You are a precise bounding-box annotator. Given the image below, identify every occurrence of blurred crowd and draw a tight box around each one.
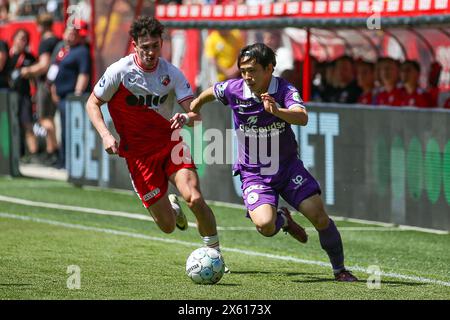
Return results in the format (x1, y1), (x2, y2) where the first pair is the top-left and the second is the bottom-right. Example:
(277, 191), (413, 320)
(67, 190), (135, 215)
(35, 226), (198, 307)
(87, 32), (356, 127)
(0, 0), (63, 22)
(0, 12), (91, 168)
(1, 1), (449, 171)
(311, 56), (442, 108)
(202, 28), (446, 109)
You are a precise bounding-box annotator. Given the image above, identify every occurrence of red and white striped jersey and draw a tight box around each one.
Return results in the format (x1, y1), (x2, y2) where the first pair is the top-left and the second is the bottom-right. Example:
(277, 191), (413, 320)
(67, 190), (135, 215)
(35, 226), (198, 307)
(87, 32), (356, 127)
(93, 54), (194, 158)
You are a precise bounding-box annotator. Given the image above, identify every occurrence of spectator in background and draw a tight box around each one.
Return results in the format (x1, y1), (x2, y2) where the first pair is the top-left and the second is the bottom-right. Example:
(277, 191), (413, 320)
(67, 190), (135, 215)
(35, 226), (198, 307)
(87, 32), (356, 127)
(51, 23), (91, 169)
(427, 61), (441, 107)
(375, 57), (404, 106)
(204, 29), (244, 83)
(443, 97), (450, 109)
(316, 60), (337, 102)
(21, 13), (60, 166)
(8, 0), (19, 20)
(311, 60), (327, 101)
(356, 60), (376, 105)
(8, 29), (38, 162)
(262, 30), (293, 78)
(0, 0), (9, 22)
(312, 60), (336, 102)
(331, 55), (361, 104)
(0, 39), (9, 89)
(399, 60), (433, 108)
(262, 29), (304, 91)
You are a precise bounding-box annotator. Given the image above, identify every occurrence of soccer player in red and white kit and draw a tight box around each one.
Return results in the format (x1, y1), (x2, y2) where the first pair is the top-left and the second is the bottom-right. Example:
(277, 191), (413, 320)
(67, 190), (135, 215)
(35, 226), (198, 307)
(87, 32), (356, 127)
(85, 17), (225, 260)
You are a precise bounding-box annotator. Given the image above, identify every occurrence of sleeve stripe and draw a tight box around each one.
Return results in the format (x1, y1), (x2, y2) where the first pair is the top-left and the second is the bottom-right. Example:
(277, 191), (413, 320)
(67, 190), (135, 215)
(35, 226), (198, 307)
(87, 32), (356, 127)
(94, 93), (108, 103)
(287, 103), (305, 110)
(212, 85), (228, 105)
(212, 87), (219, 100)
(177, 95), (194, 104)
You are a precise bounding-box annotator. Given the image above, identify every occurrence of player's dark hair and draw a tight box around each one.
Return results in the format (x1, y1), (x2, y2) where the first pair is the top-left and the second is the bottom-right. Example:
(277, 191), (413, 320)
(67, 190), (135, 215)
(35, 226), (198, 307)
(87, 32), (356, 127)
(377, 56), (400, 68)
(402, 60), (421, 73)
(357, 60), (375, 70)
(238, 43), (277, 70)
(129, 16), (164, 43)
(335, 55), (354, 65)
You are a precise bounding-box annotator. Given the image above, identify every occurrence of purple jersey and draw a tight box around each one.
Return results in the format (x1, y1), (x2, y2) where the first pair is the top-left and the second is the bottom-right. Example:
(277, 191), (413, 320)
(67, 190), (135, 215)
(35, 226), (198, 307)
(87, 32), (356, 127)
(213, 77), (305, 174)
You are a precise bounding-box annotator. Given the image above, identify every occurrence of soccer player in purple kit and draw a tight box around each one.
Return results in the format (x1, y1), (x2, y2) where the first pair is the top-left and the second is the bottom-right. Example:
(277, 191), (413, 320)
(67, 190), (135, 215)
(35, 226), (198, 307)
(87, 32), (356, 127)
(190, 43), (358, 282)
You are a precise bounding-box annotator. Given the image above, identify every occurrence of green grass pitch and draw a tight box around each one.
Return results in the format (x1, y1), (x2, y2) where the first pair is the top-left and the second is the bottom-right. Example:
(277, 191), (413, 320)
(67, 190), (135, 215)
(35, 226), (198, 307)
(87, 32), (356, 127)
(0, 177), (449, 300)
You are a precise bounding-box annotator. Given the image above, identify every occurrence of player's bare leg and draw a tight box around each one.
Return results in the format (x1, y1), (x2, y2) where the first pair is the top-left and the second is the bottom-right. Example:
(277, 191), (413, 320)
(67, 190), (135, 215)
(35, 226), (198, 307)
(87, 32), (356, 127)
(170, 168), (229, 272)
(298, 194), (358, 282)
(146, 194), (177, 234)
(249, 204), (307, 243)
(248, 204), (278, 236)
(297, 194), (329, 230)
(169, 168), (217, 237)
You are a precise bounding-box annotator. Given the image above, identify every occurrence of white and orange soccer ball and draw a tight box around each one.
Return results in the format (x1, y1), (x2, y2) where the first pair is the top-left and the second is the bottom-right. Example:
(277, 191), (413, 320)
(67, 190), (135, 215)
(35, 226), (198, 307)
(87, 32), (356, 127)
(186, 247), (225, 285)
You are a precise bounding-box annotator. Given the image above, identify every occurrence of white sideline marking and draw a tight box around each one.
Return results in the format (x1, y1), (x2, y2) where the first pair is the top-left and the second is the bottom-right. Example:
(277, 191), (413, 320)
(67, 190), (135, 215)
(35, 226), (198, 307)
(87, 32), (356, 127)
(0, 195), (156, 221)
(82, 187), (450, 234)
(207, 200), (450, 235)
(1, 212), (449, 288)
(222, 226), (421, 232)
(0, 195), (448, 233)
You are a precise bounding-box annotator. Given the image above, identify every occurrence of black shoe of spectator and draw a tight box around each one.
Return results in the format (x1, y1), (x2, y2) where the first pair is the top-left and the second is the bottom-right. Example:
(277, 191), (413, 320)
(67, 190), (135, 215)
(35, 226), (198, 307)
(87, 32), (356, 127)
(20, 153), (41, 165)
(41, 151), (59, 167)
(53, 158), (66, 170)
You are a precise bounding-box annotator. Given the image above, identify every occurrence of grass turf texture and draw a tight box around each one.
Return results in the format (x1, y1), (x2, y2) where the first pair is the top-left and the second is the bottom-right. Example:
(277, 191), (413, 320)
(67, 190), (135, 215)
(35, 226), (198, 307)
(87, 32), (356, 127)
(0, 177), (449, 299)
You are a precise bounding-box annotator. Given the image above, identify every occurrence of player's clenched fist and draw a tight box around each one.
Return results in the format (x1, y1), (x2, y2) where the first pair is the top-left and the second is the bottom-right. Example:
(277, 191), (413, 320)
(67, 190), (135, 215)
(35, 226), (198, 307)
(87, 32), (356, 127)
(101, 132), (119, 154)
(261, 92), (279, 115)
(170, 112), (190, 129)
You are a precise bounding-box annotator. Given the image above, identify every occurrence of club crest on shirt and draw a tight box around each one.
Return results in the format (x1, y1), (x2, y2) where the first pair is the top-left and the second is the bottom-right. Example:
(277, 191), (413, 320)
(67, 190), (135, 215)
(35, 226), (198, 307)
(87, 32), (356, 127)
(99, 76), (106, 88)
(292, 92), (302, 103)
(160, 74), (171, 86)
(246, 192), (259, 205)
(215, 81), (229, 98)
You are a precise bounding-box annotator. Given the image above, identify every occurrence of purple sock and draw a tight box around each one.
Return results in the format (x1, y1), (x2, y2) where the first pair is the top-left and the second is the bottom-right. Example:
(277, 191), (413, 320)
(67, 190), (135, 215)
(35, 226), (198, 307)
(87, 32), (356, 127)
(274, 212), (286, 234)
(318, 219), (345, 273)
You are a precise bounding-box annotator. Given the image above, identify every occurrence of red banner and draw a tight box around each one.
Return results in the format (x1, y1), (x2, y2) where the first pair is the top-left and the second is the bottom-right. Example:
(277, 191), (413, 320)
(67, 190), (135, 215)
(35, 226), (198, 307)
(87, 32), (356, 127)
(156, 0), (449, 21)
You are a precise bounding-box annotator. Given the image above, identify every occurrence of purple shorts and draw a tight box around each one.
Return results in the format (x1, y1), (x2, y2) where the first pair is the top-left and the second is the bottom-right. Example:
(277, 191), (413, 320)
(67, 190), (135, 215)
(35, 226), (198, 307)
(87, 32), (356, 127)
(239, 157), (321, 212)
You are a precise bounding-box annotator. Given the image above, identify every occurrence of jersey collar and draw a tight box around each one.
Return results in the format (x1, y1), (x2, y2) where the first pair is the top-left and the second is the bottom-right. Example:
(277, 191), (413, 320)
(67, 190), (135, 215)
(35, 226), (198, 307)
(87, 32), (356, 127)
(243, 76), (278, 100)
(133, 54), (159, 73)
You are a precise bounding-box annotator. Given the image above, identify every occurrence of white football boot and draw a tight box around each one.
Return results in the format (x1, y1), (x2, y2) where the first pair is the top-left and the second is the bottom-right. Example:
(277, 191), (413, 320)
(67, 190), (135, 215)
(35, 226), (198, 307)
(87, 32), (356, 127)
(169, 194), (188, 231)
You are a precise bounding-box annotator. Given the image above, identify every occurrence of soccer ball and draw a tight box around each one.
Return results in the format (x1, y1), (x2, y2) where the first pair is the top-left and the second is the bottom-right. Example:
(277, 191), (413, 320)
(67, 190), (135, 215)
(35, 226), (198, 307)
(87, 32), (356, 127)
(186, 247), (225, 284)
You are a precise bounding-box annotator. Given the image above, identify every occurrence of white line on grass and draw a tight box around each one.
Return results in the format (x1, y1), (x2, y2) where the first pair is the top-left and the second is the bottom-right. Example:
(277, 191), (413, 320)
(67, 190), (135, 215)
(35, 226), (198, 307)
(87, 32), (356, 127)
(0, 195), (448, 233)
(207, 200), (450, 235)
(220, 226), (423, 232)
(84, 186), (439, 231)
(75, 188), (450, 235)
(1, 211), (449, 288)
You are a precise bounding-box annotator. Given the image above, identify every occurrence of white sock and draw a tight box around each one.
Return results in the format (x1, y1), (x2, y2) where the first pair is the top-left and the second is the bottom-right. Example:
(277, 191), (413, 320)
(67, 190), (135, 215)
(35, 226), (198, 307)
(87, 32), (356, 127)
(202, 234), (220, 252)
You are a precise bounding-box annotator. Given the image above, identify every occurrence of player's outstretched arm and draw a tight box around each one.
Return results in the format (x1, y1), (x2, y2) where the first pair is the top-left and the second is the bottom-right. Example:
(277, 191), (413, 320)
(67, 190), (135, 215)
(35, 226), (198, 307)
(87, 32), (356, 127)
(190, 87), (216, 114)
(85, 92), (119, 154)
(172, 98), (201, 129)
